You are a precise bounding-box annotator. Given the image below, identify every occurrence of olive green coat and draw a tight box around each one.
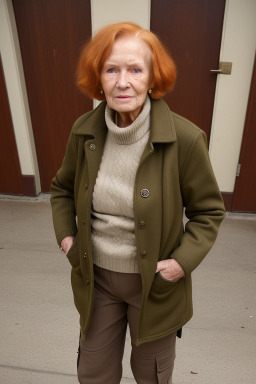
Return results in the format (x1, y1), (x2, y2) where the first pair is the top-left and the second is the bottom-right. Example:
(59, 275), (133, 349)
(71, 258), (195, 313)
(51, 98), (225, 345)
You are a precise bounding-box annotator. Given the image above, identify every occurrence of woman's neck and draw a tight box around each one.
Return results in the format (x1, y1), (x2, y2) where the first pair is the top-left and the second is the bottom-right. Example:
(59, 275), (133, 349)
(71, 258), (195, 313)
(115, 107), (143, 128)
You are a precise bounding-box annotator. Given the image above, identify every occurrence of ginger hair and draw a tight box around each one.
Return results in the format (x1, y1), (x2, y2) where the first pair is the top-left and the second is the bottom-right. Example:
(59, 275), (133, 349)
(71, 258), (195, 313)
(76, 22), (176, 100)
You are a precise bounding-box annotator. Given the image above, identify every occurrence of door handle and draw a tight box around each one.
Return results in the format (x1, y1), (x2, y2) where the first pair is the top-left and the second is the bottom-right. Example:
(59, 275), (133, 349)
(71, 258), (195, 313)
(210, 62), (232, 75)
(210, 69), (222, 73)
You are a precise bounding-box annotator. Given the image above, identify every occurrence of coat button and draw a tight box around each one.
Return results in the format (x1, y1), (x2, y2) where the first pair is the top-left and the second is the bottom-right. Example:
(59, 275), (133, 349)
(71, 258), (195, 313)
(140, 251), (147, 258)
(138, 221), (146, 229)
(140, 188), (150, 198)
(84, 184), (88, 189)
(89, 143), (96, 151)
(83, 252), (87, 259)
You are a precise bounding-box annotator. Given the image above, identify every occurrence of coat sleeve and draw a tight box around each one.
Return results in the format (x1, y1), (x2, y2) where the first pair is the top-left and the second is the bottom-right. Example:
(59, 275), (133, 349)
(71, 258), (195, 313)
(50, 131), (78, 246)
(171, 130), (226, 274)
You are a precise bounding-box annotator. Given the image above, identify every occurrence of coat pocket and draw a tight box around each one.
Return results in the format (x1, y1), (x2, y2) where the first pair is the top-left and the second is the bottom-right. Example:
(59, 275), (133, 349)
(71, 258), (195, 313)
(146, 273), (189, 337)
(157, 271), (177, 283)
(66, 233), (80, 268)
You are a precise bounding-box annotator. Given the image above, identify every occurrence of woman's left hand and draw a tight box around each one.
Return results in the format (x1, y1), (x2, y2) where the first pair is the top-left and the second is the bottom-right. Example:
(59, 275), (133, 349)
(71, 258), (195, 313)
(156, 259), (185, 282)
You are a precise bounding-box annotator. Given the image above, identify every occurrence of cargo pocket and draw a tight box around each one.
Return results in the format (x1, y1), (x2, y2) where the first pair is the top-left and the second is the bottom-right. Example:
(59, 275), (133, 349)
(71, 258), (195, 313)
(156, 353), (174, 384)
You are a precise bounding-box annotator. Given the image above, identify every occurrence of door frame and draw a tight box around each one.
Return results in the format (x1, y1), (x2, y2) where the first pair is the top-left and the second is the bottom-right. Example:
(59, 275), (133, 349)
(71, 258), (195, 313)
(231, 52), (256, 213)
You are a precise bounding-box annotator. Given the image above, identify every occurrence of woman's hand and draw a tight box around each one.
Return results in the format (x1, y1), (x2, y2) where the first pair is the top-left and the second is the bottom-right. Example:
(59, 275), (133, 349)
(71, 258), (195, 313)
(156, 259), (185, 282)
(60, 236), (74, 254)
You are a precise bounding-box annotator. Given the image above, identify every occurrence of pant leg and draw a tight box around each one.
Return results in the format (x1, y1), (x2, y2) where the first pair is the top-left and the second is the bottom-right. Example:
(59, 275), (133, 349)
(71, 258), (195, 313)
(77, 266), (127, 384)
(127, 287), (176, 384)
(130, 334), (176, 384)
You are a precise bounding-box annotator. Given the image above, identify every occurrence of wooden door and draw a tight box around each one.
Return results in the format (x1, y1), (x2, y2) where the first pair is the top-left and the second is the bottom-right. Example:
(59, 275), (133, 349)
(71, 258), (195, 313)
(151, 0), (226, 141)
(0, 55), (23, 195)
(232, 53), (256, 213)
(13, 0), (92, 192)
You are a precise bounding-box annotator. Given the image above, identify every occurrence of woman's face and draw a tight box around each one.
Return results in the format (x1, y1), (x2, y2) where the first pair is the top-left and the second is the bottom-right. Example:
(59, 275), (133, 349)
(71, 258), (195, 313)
(101, 35), (152, 125)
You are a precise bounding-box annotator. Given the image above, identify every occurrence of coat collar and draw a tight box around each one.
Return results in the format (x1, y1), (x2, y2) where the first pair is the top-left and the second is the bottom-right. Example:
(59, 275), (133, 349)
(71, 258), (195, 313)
(73, 98), (177, 144)
(150, 98), (177, 143)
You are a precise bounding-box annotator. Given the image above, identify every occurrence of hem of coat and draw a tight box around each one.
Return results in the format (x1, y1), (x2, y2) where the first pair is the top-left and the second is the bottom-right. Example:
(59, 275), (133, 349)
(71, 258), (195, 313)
(136, 313), (193, 346)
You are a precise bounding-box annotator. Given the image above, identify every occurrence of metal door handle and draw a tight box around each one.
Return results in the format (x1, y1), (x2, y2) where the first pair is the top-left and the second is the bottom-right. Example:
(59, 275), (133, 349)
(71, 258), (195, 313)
(210, 69), (222, 73)
(210, 62), (232, 75)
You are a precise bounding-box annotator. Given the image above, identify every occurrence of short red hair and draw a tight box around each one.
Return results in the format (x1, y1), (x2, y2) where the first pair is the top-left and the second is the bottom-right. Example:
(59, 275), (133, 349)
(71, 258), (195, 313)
(76, 22), (176, 100)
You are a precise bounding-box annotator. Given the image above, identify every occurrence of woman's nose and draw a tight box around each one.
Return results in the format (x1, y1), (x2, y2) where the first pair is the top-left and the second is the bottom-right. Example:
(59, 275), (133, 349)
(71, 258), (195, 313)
(117, 70), (130, 88)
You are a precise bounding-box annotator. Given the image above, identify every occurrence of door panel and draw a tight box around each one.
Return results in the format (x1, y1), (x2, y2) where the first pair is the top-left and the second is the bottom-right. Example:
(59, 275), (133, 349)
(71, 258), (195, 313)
(13, 0), (92, 192)
(0, 55), (23, 195)
(232, 53), (256, 213)
(151, 0), (226, 141)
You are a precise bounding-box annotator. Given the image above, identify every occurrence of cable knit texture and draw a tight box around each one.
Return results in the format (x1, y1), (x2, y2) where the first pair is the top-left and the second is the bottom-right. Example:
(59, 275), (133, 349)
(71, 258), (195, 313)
(91, 97), (151, 273)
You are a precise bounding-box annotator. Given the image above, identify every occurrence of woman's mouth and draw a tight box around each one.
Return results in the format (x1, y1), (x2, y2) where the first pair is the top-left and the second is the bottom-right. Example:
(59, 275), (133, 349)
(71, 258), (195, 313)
(116, 95), (132, 100)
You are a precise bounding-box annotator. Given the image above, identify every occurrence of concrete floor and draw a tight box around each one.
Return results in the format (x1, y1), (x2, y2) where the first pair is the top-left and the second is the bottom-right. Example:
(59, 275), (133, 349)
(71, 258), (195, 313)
(0, 195), (255, 384)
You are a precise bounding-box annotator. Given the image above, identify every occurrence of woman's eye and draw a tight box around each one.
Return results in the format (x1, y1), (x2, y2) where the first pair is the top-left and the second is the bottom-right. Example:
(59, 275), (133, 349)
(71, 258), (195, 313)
(107, 68), (116, 73)
(132, 68), (141, 74)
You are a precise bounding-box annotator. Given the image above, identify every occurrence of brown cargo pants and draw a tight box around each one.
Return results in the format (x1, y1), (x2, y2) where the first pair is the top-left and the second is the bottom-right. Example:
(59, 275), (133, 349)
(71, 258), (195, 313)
(77, 265), (176, 384)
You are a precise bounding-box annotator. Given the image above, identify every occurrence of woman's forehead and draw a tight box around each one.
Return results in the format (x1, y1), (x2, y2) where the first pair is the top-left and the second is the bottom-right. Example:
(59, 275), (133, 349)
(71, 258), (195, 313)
(106, 35), (152, 64)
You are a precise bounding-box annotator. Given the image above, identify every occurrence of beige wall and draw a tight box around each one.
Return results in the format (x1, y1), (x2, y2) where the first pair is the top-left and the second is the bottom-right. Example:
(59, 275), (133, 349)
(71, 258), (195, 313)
(1, 0), (256, 195)
(91, 0), (150, 33)
(210, 0), (256, 192)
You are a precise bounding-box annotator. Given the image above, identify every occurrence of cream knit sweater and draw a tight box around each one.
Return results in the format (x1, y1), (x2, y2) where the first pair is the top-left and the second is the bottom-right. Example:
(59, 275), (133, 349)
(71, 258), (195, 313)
(91, 97), (151, 273)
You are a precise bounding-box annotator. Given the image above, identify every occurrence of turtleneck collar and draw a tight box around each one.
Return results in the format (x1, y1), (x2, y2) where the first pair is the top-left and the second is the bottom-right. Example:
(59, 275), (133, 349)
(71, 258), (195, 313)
(105, 96), (151, 145)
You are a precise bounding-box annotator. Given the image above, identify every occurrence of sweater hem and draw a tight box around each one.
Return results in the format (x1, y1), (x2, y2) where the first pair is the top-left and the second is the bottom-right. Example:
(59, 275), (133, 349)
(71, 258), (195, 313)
(93, 257), (140, 274)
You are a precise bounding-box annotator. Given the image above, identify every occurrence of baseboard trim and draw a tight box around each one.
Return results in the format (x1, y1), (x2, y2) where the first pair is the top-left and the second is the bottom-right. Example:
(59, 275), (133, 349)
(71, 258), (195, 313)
(22, 175), (37, 197)
(221, 192), (233, 212)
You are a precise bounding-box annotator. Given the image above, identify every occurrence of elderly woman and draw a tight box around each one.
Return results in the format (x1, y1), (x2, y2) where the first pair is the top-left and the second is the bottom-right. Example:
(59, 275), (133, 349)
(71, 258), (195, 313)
(51, 22), (225, 384)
